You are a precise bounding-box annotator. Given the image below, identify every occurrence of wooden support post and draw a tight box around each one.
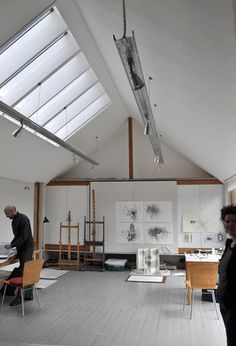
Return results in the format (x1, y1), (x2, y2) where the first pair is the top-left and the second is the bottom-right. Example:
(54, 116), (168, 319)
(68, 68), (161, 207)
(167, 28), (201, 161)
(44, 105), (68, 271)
(92, 189), (96, 257)
(128, 117), (133, 179)
(67, 211), (72, 260)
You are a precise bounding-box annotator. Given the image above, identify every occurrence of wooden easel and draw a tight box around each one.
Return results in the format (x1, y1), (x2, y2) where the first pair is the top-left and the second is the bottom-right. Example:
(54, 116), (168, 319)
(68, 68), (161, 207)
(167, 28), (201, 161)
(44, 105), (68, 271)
(58, 211), (80, 270)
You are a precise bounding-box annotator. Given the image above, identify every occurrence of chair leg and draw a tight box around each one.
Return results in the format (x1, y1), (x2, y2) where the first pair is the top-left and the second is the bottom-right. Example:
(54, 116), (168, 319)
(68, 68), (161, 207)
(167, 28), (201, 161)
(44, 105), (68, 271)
(0, 284), (7, 312)
(20, 288), (25, 317)
(190, 289), (194, 320)
(34, 285), (42, 310)
(212, 290), (219, 320)
(183, 286), (188, 311)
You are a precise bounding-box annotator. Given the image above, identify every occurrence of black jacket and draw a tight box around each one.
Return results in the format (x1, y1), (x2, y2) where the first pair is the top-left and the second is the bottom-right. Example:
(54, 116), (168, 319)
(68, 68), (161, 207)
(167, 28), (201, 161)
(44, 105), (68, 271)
(10, 212), (34, 267)
(219, 238), (236, 308)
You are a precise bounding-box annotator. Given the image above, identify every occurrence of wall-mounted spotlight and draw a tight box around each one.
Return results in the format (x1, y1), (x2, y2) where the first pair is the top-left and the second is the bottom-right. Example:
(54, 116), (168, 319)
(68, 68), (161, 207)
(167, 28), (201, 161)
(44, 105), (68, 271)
(43, 216), (49, 223)
(144, 120), (150, 135)
(73, 154), (79, 164)
(12, 119), (23, 138)
(154, 155), (160, 164)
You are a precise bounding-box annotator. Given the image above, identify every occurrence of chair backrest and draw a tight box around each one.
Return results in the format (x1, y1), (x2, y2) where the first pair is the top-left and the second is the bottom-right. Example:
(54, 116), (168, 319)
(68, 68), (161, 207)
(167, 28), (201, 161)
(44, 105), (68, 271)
(187, 262), (218, 289)
(23, 259), (44, 286)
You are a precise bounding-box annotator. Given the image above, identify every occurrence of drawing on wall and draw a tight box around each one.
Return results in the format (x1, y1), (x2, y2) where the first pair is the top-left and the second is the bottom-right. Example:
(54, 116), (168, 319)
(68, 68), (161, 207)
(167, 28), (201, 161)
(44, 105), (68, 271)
(203, 232), (226, 246)
(144, 223), (173, 244)
(184, 233), (193, 243)
(144, 201), (172, 222)
(183, 209), (217, 233)
(203, 233), (218, 245)
(116, 201), (143, 222)
(116, 222), (143, 243)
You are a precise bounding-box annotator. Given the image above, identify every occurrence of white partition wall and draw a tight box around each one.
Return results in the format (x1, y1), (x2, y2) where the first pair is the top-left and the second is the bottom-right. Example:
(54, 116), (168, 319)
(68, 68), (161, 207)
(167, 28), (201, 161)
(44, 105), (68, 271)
(0, 177), (34, 243)
(177, 184), (224, 248)
(91, 181), (177, 253)
(44, 185), (89, 245)
(42, 181), (224, 252)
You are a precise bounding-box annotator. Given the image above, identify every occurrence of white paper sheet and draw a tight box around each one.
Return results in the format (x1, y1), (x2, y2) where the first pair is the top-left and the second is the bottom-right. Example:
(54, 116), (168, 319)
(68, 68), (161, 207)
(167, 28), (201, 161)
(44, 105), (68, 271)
(127, 275), (165, 283)
(36, 279), (57, 289)
(40, 268), (68, 279)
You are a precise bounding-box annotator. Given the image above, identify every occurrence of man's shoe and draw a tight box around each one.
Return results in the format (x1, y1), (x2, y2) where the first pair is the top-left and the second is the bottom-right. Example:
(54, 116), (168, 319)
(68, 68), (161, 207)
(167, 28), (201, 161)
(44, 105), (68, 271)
(9, 296), (21, 306)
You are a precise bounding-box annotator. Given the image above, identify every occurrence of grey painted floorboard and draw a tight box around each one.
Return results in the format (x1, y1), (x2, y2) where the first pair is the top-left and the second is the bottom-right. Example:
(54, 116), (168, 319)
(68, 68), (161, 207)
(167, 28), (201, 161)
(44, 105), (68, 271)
(0, 271), (226, 346)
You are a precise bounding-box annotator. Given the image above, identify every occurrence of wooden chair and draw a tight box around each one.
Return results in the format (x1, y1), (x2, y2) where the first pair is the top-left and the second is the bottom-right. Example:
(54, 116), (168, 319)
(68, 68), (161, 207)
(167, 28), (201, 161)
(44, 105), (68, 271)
(0, 259), (44, 316)
(183, 262), (219, 320)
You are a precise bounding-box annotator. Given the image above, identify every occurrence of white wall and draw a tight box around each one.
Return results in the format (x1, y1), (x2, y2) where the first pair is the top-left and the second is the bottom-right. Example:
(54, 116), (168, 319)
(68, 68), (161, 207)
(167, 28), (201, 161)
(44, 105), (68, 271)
(177, 185), (224, 248)
(0, 177), (34, 243)
(44, 185), (89, 246)
(91, 181), (177, 253)
(61, 119), (212, 180)
(43, 181), (224, 253)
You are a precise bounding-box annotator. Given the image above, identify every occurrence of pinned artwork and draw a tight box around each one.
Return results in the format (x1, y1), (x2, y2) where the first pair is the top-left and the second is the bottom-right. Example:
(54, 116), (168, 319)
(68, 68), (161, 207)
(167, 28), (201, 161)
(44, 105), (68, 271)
(183, 209), (220, 233)
(203, 232), (226, 246)
(116, 222), (143, 243)
(203, 233), (217, 245)
(144, 223), (173, 244)
(184, 233), (193, 243)
(116, 201), (143, 223)
(116, 201), (173, 245)
(144, 201), (172, 222)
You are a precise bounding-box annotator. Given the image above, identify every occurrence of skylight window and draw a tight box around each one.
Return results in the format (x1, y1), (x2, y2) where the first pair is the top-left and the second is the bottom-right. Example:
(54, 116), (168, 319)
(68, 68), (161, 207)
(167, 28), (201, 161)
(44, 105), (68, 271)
(0, 5), (111, 143)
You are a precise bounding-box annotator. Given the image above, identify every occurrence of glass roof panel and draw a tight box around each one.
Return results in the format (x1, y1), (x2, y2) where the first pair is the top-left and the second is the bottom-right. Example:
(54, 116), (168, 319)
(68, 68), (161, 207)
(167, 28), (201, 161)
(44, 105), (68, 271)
(14, 53), (89, 117)
(0, 5), (112, 146)
(56, 94), (111, 140)
(0, 7), (67, 85)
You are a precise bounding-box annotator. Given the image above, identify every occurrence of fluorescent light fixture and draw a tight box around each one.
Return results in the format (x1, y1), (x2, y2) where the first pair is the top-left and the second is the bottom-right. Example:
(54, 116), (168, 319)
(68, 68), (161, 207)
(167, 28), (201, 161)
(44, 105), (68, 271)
(114, 12), (164, 164)
(12, 119), (24, 138)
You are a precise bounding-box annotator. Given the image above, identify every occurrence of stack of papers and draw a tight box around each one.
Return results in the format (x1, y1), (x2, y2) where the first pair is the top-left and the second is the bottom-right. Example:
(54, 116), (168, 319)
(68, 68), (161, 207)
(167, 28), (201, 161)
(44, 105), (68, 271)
(0, 243), (16, 259)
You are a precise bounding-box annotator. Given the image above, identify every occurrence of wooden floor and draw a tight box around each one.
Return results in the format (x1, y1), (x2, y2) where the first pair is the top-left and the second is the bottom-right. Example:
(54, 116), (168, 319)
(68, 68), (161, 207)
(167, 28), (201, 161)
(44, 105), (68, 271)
(0, 271), (226, 346)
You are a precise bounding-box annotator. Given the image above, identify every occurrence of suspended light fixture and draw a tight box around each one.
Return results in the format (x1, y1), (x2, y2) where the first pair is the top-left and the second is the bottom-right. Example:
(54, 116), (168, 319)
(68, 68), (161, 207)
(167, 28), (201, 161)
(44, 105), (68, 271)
(12, 119), (24, 138)
(114, 0), (164, 164)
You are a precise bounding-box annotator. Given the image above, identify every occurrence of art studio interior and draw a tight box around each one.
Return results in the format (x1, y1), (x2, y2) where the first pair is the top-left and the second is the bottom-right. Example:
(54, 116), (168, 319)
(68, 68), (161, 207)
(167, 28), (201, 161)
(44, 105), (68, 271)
(0, 0), (236, 345)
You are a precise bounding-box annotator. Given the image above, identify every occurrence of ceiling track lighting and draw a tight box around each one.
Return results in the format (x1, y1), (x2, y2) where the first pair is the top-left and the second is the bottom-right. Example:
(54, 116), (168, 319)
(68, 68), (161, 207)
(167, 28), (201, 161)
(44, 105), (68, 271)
(12, 119), (24, 138)
(0, 100), (99, 166)
(114, 0), (164, 164)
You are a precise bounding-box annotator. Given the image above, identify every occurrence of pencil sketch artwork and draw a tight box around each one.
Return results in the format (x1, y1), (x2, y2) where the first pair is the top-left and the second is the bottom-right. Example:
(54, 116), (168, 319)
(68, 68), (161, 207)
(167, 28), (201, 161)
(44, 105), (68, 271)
(116, 201), (143, 222)
(183, 209), (218, 233)
(143, 201), (173, 222)
(116, 222), (143, 243)
(144, 223), (173, 244)
(203, 232), (226, 246)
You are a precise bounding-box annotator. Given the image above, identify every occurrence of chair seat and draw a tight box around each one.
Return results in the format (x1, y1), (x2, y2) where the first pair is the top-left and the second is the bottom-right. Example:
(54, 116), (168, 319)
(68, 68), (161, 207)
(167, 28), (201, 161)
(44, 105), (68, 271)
(185, 280), (217, 290)
(7, 277), (23, 286)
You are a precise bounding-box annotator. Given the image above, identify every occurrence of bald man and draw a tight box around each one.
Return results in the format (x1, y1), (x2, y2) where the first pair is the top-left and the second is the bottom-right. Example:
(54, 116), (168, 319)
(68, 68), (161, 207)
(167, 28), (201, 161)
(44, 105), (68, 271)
(4, 206), (34, 306)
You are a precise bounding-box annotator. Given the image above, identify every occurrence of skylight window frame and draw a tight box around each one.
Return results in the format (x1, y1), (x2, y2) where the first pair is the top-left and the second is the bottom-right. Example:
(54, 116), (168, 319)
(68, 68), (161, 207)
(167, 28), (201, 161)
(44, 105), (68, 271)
(0, 3), (112, 165)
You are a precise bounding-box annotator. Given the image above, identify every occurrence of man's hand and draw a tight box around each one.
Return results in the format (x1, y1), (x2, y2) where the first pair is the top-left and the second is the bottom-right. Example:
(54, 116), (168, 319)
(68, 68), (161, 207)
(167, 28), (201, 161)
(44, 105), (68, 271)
(8, 255), (17, 264)
(4, 244), (11, 250)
